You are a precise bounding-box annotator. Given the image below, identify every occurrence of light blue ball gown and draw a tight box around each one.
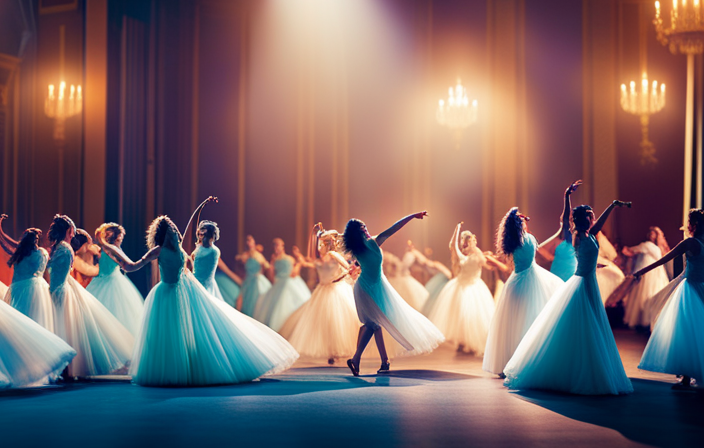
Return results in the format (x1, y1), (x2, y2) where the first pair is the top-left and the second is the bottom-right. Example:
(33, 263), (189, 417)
(353, 237), (444, 357)
(86, 250), (145, 337)
(421, 271), (451, 316)
(215, 270), (241, 308)
(48, 241), (134, 377)
(503, 234), (633, 395)
(240, 256), (271, 317)
(192, 244), (224, 301)
(130, 244), (298, 387)
(550, 240), (577, 281)
(254, 256), (311, 332)
(483, 234), (564, 375)
(639, 238), (704, 381)
(4, 248), (55, 331)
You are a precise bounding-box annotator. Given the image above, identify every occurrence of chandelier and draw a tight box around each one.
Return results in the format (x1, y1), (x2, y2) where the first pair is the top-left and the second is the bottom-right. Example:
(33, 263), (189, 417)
(45, 81), (82, 141)
(620, 73), (666, 164)
(436, 79), (478, 130)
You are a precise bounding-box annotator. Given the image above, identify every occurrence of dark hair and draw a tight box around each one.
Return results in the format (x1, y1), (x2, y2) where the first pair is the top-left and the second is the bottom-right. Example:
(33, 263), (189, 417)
(70, 229), (92, 252)
(572, 205), (593, 233)
(146, 215), (181, 249)
(96, 222), (125, 245)
(343, 219), (366, 258)
(648, 226), (670, 255)
(689, 209), (704, 238)
(496, 208), (524, 256)
(8, 228), (42, 267)
(197, 220), (220, 243)
(48, 215), (76, 255)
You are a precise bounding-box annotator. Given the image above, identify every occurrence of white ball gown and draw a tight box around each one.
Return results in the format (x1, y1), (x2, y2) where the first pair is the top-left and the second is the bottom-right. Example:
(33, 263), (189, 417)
(130, 244), (298, 387)
(550, 240), (577, 281)
(427, 250), (495, 354)
(596, 256), (625, 303)
(0, 280), (7, 298)
(639, 238), (704, 381)
(240, 256), (271, 317)
(483, 234), (563, 375)
(504, 234), (633, 395)
(86, 250), (145, 337)
(48, 242), (134, 377)
(192, 244), (225, 301)
(279, 255), (359, 360)
(421, 269), (451, 316)
(0, 299), (76, 388)
(254, 257), (311, 332)
(623, 241), (669, 327)
(3, 249), (55, 331)
(353, 237), (444, 357)
(643, 271), (685, 329)
(388, 252), (430, 311)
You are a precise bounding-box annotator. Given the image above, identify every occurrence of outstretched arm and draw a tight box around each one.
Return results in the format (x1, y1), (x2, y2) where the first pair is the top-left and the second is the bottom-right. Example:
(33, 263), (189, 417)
(634, 238), (699, 278)
(182, 196), (218, 252)
(590, 200), (630, 235)
(97, 232), (160, 272)
(0, 214), (19, 254)
(561, 180), (581, 240)
(484, 252), (511, 273)
(452, 223), (466, 262)
(217, 258), (242, 285)
(376, 211), (427, 247)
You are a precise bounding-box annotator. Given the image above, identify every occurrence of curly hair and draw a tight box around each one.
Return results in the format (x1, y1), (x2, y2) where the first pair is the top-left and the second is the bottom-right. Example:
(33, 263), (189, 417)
(95, 222), (125, 246)
(572, 205), (593, 233)
(197, 220), (220, 243)
(70, 228), (92, 252)
(689, 208), (704, 238)
(319, 230), (342, 253)
(48, 215), (76, 255)
(343, 219), (367, 258)
(496, 208), (524, 256)
(146, 215), (181, 249)
(8, 228), (42, 268)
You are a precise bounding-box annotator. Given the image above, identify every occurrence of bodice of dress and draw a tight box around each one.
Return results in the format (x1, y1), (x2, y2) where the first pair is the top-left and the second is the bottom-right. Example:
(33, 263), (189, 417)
(12, 248), (48, 282)
(158, 245), (186, 284)
(513, 233), (537, 273)
(456, 251), (483, 283)
(244, 256), (263, 276)
(315, 256), (343, 284)
(554, 239), (576, 263)
(273, 256), (294, 280)
(399, 251), (415, 276)
(97, 250), (121, 277)
(575, 234), (599, 277)
(684, 238), (704, 283)
(357, 237), (383, 283)
(193, 244), (220, 283)
(48, 242), (74, 292)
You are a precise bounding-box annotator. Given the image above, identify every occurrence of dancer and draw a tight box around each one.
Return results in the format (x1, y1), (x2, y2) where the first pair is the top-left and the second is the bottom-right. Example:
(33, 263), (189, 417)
(103, 198), (298, 386)
(621, 228), (671, 328)
(344, 211), (444, 376)
(88, 223), (145, 337)
(387, 242), (430, 311)
(427, 222), (495, 354)
(482, 208), (564, 377)
(636, 209), (704, 389)
(503, 201), (633, 395)
(238, 235), (271, 316)
(290, 245), (313, 297)
(595, 231), (626, 303)
(254, 238), (311, 331)
(0, 217), (54, 330)
(214, 264), (242, 308)
(70, 229), (100, 287)
(47, 215), (134, 377)
(416, 247), (452, 316)
(537, 180), (582, 281)
(280, 223), (358, 363)
(191, 220), (227, 301)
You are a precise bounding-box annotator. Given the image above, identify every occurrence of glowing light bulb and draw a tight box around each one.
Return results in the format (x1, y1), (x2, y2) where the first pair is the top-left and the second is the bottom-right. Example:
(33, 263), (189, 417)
(48, 84), (55, 98)
(439, 99), (444, 107)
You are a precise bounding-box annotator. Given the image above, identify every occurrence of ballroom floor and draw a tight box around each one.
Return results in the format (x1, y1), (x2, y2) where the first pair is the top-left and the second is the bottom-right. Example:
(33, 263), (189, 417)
(0, 329), (701, 448)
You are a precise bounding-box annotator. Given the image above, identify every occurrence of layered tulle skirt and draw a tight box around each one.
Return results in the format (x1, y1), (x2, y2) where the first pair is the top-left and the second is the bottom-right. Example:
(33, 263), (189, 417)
(643, 273), (685, 330)
(639, 280), (704, 381)
(51, 276), (134, 377)
(254, 278), (311, 332)
(483, 264), (563, 374)
(623, 267), (669, 328)
(215, 271), (241, 307)
(130, 272), (298, 387)
(422, 272), (451, 316)
(5, 277), (55, 332)
(195, 275), (224, 301)
(427, 278), (495, 355)
(389, 275), (429, 311)
(596, 261), (625, 303)
(87, 271), (144, 337)
(279, 281), (359, 359)
(241, 273), (271, 317)
(504, 274), (633, 395)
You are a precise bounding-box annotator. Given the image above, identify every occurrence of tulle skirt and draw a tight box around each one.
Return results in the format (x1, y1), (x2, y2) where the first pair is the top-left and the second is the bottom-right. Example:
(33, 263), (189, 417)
(504, 274), (633, 395)
(51, 276), (134, 377)
(215, 271), (241, 307)
(623, 267), (669, 328)
(5, 277), (55, 332)
(0, 300), (75, 388)
(427, 278), (495, 355)
(87, 272), (144, 337)
(279, 281), (359, 359)
(639, 280), (704, 381)
(130, 272), (299, 387)
(254, 277), (311, 332)
(422, 272), (451, 316)
(195, 275), (224, 301)
(597, 262), (625, 304)
(354, 273), (444, 357)
(241, 273), (271, 317)
(483, 264), (563, 374)
(388, 275), (429, 311)
(0, 281), (7, 299)
(643, 273), (685, 330)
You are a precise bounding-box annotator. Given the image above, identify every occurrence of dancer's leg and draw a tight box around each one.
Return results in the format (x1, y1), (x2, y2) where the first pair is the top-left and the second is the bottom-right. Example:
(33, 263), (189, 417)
(373, 328), (389, 364)
(352, 325), (374, 367)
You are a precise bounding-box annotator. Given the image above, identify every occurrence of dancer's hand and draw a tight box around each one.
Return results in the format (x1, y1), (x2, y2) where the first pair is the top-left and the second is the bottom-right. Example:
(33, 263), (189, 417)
(206, 196), (218, 204)
(413, 211), (428, 220)
(0, 214), (7, 221)
(566, 180), (582, 195)
(613, 200), (631, 208)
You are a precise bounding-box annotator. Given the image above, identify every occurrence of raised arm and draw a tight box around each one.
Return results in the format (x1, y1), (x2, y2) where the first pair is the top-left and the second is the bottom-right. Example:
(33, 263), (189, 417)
(590, 200), (631, 235)
(375, 211), (427, 247)
(0, 214), (19, 254)
(561, 180), (581, 240)
(182, 196), (218, 252)
(633, 238), (699, 278)
(217, 258), (242, 285)
(452, 223), (466, 262)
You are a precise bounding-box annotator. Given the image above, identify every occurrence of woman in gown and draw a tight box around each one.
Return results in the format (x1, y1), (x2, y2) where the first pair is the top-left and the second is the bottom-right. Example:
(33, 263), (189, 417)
(621, 228), (671, 328)
(344, 212), (445, 376)
(482, 208), (564, 377)
(88, 223), (145, 337)
(102, 198), (298, 387)
(414, 247), (452, 316)
(537, 180), (582, 281)
(190, 220), (227, 301)
(254, 238), (311, 331)
(238, 235), (271, 316)
(387, 243), (430, 311)
(595, 231), (626, 303)
(0, 218), (54, 330)
(503, 201), (633, 395)
(636, 209), (704, 389)
(280, 223), (358, 364)
(427, 223), (495, 354)
(47, 215), (134, 378)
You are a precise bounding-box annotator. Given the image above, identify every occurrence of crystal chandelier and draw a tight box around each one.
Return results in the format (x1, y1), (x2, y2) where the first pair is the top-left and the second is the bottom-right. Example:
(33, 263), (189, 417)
(436, 79), (478, 130)
(620, 73), (666, 164)
(45, 81), (82, 141)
